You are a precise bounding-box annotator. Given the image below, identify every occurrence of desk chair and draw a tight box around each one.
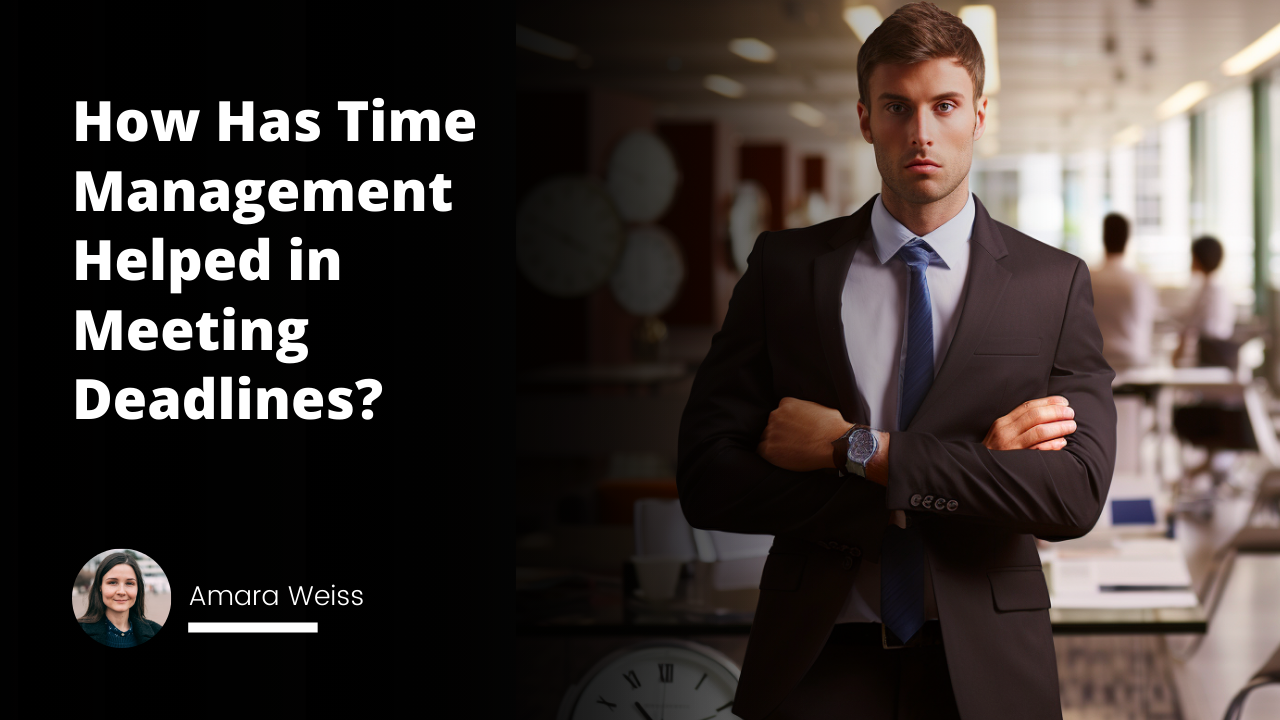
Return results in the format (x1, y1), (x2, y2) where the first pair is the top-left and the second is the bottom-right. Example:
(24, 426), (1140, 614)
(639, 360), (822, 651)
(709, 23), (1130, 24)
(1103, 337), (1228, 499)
(1223, 641), (1279, 720)
(1172, 339), (1257, 512)
(1176, 471), (1280, 661)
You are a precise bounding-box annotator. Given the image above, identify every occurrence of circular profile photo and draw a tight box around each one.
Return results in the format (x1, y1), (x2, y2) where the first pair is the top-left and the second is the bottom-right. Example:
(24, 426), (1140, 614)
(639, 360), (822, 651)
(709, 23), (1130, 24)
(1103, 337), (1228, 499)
(73, 549), (169, 647)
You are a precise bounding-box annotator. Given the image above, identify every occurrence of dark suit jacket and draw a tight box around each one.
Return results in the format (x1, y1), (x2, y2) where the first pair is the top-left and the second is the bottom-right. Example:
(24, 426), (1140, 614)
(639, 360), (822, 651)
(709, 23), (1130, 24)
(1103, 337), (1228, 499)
(677, 194), (1117, 719)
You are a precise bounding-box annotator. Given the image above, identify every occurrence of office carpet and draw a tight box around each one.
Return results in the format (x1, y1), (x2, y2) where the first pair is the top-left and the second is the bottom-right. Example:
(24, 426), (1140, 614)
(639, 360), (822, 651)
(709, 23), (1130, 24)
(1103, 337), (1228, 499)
(1056, 635), (1182, 719)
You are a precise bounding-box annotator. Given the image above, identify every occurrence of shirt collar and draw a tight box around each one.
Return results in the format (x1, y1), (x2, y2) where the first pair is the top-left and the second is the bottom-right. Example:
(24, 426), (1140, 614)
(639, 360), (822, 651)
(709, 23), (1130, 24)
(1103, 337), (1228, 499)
(870, 192), (975, 269)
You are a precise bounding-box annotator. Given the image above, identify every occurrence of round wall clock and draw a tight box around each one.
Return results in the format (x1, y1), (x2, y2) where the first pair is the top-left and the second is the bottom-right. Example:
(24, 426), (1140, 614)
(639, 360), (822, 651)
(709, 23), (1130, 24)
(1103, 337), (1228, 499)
(606, 131), (680, 223)
(729, 180), (769, 274)
(557, 640), (741, 720)
(517, 175), (625, 298)
(609, 224), (685, 317)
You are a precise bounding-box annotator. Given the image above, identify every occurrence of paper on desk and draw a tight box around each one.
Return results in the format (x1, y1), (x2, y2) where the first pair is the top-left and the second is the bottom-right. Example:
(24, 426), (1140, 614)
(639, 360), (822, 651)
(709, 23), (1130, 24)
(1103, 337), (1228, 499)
(1050, 590), (1199, 609)
(1049, 540), (1196, 608)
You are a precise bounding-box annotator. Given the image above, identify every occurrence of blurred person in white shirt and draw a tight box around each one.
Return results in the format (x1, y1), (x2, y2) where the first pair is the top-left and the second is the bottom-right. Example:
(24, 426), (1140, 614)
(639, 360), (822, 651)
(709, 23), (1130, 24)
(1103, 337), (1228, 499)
(1173, 235), (1236, 366)
(1091, 213), (1157, 371)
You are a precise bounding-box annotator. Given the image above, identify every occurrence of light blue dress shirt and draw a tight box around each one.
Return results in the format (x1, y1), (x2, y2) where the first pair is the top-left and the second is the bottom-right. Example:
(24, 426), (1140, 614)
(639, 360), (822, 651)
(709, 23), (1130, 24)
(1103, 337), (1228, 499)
(835, 192), (976, 624)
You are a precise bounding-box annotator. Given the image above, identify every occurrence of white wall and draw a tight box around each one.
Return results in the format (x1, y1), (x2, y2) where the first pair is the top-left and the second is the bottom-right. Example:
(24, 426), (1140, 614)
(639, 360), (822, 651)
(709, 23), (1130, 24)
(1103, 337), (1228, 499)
(1017, 153), (1064, 248)
(1072, 149), (1107, 264)
(1204, 85), (1255, 307)
(1108, 144), (1137, 221)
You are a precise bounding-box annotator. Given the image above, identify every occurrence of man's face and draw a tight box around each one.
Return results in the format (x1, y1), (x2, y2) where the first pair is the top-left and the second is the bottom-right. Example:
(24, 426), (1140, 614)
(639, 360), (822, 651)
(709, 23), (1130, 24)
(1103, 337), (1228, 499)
(857, 57), (986, 207)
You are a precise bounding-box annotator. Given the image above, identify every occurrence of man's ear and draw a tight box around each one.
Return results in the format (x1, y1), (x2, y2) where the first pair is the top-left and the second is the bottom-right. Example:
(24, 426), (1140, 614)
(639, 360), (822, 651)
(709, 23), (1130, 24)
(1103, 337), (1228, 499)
(973, 96), (987, 141)
(857, 100), (873, 143)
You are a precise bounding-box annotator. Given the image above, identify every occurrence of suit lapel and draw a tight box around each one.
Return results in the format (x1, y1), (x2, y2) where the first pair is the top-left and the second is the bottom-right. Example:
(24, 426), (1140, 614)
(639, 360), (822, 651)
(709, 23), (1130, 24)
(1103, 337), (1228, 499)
(814, 196), (876, 425)
(908, 195), (1011, 428)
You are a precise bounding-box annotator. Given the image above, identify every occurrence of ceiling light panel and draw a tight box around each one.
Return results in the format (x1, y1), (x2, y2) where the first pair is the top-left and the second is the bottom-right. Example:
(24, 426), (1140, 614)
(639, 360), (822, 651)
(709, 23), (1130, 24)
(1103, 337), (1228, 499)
(843, 5), (883, 43)
(729, 38), (776, 63)
(705, 74), (746, 98)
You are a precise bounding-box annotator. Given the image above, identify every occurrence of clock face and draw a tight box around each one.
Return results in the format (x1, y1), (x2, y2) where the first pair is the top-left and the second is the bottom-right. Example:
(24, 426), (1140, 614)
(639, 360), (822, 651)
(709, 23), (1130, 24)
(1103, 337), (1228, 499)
(563, 642), (741, 720)
(517, 175), (625, 298)
(609, 225), (685, 317)
(606, 131), (680, 223)
(729, 181), (769, 274)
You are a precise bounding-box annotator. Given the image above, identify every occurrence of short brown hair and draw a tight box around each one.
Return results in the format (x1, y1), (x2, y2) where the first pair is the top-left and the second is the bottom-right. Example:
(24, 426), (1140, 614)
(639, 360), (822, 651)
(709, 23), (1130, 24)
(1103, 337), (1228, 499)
(856, 2), (985, 106)
(1191, 236), (1224, 273)
(1103, 213), (1130, 254)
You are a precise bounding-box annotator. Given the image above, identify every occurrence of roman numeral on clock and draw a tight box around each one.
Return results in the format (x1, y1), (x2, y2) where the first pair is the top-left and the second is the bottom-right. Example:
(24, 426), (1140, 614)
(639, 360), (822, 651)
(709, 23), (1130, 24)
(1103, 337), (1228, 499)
(623, 669), (641, 689)
(658, 663), (674, 683)
(596, 696), (617, 711)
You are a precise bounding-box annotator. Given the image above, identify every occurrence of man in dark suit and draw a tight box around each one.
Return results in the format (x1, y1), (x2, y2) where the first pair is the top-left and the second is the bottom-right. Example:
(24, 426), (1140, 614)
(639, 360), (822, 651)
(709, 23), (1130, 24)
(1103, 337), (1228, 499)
(677, 4), (1116, 718)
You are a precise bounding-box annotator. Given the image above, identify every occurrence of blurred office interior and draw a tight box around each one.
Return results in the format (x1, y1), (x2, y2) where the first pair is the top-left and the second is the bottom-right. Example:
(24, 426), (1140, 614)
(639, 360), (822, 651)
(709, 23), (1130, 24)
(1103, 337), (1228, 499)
(516, 2), (1280, 718)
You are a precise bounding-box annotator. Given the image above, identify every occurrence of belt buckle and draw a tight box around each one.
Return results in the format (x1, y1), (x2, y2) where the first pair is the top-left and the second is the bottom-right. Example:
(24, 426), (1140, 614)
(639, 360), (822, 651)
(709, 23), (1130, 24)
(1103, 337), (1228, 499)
(881, 624), (919, 650)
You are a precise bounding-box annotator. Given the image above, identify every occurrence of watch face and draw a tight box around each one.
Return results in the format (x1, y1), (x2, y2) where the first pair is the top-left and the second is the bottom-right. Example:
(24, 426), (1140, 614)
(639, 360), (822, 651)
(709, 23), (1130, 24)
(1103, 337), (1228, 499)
(562, 641), (741, 720)
(848, 429), (876, 464)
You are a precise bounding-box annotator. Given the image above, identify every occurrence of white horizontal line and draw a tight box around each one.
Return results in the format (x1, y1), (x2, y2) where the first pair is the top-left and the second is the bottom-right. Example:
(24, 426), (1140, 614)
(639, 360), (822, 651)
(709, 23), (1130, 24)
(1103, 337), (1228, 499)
(188, 623), (317, 633)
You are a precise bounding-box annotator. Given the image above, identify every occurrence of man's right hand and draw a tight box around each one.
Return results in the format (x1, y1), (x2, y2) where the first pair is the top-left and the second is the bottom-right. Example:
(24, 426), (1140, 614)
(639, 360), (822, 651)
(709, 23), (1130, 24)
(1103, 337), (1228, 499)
(983, 396), (1077, 451)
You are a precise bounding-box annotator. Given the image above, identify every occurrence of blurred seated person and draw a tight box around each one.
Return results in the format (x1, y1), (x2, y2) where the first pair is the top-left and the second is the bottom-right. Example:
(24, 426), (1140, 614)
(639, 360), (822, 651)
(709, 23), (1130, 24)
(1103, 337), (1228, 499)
(1091, 213), (1156, 371)
(1170, 236), (1251, 493)
(1173, 236), (1236, 368)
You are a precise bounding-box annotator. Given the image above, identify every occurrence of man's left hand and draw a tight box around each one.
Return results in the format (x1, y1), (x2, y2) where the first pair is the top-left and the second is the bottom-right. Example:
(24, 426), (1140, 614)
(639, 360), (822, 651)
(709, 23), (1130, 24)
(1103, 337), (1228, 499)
(757, 397), (852, 472)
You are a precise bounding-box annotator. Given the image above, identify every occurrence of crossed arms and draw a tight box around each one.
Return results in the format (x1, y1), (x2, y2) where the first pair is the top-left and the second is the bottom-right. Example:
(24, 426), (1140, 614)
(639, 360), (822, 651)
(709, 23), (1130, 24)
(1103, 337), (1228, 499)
(676, 241), (1117, 547)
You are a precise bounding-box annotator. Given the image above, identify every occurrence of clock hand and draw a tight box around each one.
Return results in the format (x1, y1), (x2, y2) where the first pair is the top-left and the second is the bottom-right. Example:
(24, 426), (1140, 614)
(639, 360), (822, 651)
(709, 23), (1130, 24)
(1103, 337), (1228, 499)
(633, 701), (654, 720)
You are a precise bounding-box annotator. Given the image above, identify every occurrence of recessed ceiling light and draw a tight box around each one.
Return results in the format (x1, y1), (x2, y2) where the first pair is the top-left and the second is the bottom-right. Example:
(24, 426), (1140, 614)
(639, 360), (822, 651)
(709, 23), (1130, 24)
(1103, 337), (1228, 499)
(843, 5), (883, 43)
(789, 102), (826, 128)
(729, 38), (776, 63)
(704, 75), (745, 98)
(1221, 23), (1280, 77)
(1156, 81), (1210, 120)
(515, 25), (578, 62)
(1113, 124), (1145, 147)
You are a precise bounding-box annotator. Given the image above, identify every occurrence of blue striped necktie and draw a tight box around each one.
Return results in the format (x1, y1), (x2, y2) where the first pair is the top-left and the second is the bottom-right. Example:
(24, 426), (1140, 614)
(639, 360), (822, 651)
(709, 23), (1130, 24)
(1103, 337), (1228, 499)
(881, 238), (935, 644)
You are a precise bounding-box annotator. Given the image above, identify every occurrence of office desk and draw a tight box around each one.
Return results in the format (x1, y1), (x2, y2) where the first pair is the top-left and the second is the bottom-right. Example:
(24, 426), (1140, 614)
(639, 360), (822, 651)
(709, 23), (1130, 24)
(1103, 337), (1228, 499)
(1040, 534), (1207, 635)
(519, 610), (1207, 638)
(516, 576), (1208, 637)
(1112, 367), (1279, 482)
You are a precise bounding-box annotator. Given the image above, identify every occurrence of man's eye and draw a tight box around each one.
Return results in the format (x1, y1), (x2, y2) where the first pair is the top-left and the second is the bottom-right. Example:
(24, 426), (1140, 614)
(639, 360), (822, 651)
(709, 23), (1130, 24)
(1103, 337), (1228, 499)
(938, 102), (955, 112)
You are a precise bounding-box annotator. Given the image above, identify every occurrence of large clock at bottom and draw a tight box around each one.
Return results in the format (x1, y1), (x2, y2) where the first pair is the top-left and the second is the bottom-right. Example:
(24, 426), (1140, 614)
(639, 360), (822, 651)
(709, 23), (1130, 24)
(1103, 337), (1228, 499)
(558, 640), (741, 720)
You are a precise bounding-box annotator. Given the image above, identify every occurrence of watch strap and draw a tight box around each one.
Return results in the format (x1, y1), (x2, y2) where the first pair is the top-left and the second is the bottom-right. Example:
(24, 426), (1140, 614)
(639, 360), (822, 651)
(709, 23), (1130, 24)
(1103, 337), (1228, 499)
(832, 425), (857, 472)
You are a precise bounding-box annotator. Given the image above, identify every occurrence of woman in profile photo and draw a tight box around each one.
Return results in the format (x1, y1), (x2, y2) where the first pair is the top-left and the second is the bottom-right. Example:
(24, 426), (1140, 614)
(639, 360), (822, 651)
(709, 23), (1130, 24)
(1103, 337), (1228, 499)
(78, 552), (163, 647)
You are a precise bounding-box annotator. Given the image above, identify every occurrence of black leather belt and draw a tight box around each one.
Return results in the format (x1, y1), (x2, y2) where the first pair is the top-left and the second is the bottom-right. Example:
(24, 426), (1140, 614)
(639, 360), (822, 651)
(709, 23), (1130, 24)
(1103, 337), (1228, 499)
(829, 620), (944, 649)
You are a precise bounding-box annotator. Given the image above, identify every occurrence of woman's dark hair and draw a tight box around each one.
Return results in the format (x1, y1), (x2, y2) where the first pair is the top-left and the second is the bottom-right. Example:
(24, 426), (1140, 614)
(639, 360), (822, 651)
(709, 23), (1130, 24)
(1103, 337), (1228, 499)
(77, 552), (147, 625)
(1103, 213), (1130, 255)
(1191, 235), (1224, 274)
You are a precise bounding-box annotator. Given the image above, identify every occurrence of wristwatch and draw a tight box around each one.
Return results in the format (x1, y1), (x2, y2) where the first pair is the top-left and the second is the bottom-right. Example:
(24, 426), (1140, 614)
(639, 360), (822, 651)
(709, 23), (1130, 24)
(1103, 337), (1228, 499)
(832, 425), (878, 477)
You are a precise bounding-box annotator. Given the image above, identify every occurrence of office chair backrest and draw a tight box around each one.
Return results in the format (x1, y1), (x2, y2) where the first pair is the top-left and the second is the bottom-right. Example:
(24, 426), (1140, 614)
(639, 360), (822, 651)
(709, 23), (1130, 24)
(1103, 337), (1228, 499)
(1198, 337), (1240, 372)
